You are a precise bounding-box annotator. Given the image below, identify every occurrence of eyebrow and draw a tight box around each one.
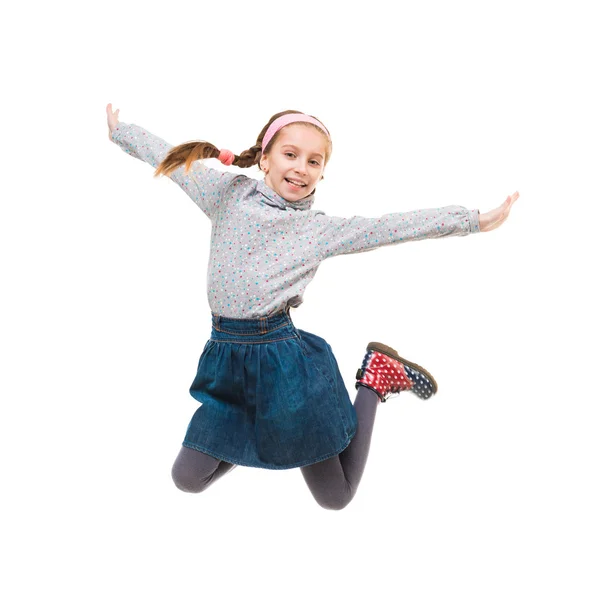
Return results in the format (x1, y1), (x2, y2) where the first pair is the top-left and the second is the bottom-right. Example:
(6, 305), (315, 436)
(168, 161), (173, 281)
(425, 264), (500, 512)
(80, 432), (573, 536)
(281, 144), (324, 160)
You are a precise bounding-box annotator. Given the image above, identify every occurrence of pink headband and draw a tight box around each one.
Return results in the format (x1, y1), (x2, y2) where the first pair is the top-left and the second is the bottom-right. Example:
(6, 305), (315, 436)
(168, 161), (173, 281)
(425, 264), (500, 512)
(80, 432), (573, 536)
(261, 114), (330, 153)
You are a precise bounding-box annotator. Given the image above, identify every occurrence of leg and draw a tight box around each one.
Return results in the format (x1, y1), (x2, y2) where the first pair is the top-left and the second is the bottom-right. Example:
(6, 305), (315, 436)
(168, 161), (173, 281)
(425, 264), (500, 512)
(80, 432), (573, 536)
(171, 445), (237, 493)
(300, 385), (379, 510)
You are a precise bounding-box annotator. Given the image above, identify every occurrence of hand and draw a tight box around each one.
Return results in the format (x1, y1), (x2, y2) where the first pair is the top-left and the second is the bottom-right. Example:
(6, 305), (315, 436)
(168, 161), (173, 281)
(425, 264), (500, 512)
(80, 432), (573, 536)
(106, 103), (120, 140)
(479, 191), (520, 232)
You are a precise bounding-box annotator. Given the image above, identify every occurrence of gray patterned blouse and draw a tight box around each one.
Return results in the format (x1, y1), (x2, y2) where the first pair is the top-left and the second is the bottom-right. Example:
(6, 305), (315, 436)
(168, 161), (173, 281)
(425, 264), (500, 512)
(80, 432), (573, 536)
(111, 122), (480, 318)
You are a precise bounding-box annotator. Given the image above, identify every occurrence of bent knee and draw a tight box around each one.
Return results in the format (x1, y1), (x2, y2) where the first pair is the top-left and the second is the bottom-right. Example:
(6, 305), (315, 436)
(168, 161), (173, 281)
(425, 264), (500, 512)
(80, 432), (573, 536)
(315, 492), (355, 511)
(171, 464), (211, 494)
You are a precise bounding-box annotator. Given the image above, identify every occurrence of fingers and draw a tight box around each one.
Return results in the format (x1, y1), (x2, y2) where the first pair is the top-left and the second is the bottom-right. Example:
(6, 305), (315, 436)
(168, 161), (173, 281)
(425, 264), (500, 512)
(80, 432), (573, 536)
(106, 102), (119, 117)
(503, 191), (519, 204)
(498, 191), (519, 214)
(506, 191), (519, 213)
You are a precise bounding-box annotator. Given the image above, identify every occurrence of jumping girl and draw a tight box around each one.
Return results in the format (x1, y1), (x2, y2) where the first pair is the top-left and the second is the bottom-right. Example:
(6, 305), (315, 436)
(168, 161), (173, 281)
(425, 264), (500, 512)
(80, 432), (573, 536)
(106, 103), (519, 510)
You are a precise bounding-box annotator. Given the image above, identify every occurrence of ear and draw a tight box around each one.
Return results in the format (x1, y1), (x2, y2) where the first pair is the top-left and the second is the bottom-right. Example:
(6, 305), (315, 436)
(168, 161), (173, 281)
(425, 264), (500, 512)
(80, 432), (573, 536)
(259, 153), (269, 173)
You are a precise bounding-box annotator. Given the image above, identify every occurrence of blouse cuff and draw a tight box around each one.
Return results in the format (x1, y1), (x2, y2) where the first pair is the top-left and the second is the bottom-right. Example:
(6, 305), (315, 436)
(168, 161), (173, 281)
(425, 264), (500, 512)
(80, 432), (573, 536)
(110, 121), (128, 141)
(469, 209), (481, 233)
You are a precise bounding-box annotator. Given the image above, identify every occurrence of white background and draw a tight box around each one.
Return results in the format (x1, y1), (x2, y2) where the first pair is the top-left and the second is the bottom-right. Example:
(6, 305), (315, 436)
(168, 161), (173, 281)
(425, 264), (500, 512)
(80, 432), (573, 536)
(2, 0), (599, 598)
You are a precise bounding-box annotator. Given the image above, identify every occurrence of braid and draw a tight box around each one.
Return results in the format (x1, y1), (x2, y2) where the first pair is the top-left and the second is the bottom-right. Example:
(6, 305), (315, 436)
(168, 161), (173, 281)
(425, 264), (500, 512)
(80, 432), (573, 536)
(234, 143), (262, 169)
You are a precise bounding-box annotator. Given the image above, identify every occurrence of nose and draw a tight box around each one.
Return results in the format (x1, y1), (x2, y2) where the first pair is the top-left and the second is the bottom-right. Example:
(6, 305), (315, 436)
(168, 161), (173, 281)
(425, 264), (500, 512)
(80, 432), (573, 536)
(293, 160), (308, 175)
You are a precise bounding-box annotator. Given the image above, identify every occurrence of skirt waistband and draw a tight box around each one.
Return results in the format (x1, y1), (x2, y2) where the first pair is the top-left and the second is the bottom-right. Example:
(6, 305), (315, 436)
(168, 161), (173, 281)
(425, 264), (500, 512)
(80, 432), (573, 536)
(211, 306), (294, 336)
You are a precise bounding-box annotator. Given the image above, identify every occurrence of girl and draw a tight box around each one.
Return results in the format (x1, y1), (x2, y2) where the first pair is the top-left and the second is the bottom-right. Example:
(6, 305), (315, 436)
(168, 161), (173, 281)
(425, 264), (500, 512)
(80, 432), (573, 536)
(106, 103), (518, 510)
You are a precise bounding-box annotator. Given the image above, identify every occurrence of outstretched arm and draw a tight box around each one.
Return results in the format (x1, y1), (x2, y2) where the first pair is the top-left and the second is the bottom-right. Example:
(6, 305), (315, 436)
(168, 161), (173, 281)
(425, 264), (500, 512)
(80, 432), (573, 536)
(311, 191), (520, 261)
(106, 103), (239, 220)
(312, 204), (480, 260)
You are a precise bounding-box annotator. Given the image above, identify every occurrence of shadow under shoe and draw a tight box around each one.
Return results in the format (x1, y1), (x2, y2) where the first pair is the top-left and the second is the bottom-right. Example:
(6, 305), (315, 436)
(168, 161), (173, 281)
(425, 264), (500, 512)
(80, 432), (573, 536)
(355, 342), (438, 402)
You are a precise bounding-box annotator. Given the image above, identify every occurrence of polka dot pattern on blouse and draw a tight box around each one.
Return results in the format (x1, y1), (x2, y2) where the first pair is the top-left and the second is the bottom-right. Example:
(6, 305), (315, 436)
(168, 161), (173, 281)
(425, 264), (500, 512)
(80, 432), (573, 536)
(111, 122), (480, 319)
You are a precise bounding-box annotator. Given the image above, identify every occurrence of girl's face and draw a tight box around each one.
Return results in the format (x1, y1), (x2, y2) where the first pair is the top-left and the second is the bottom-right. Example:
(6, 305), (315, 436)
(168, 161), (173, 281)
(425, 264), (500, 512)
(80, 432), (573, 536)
(260, 124), (328, 202)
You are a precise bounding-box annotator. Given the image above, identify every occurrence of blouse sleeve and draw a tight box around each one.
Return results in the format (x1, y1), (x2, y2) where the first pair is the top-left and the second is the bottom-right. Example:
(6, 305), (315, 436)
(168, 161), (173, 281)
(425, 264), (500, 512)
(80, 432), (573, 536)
(311, 205), (481, 260)
(110, 122), (239, 220)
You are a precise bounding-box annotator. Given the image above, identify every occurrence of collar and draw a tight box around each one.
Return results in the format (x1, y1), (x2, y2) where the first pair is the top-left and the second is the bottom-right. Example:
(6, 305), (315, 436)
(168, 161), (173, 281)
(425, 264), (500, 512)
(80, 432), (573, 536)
(256, 180), (315, 211)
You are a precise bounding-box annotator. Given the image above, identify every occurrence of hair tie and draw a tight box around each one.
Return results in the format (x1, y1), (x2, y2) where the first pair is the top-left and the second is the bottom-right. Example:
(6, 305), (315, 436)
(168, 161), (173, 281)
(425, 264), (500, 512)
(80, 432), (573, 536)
(218, 149), (235, 166)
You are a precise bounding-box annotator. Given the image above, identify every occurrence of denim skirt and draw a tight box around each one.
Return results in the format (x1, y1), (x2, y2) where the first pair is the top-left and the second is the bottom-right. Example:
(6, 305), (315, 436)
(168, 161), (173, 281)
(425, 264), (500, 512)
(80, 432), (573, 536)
(182, 307), (358, 470)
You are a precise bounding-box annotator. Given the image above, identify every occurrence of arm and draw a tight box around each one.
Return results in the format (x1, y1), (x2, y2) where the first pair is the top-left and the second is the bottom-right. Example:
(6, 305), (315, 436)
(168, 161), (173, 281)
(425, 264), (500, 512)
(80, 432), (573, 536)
(109, 116), (238, 220)
(311, 205), (481, 261)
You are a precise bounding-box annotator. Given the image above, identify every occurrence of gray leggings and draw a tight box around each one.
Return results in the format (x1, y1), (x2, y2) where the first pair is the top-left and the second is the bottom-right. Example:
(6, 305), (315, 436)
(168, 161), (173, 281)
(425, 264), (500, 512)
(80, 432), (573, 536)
(171, 386), (379, 510)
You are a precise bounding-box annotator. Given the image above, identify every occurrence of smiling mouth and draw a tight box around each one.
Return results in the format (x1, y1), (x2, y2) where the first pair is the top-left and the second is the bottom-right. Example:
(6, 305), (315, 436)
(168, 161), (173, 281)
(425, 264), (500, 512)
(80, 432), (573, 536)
(285, 178), (307, 188)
